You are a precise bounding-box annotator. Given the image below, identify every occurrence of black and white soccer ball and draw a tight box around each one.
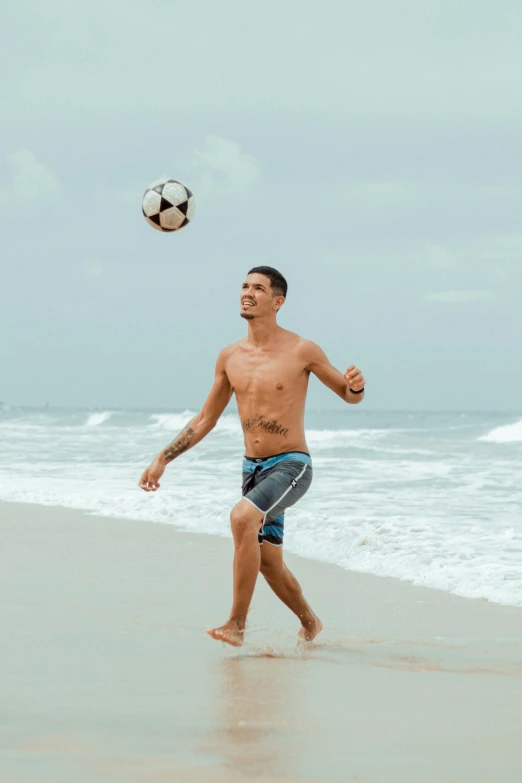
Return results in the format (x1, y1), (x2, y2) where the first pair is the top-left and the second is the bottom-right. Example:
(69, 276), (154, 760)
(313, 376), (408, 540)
(142, 178), (195, 232)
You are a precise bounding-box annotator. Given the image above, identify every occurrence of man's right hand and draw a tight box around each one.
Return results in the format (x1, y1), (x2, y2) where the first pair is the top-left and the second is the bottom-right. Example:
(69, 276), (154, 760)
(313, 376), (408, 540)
(138, 457), (166, 492)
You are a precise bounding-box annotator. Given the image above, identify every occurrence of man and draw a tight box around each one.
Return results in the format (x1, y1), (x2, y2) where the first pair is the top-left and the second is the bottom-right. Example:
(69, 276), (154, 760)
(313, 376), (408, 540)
(139, 267), (365, 647)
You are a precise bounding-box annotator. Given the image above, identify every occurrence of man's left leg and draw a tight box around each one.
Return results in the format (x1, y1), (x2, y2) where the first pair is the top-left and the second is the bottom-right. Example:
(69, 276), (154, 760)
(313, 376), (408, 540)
(207, 498), (263, 647)
(259, 541), (323, 641)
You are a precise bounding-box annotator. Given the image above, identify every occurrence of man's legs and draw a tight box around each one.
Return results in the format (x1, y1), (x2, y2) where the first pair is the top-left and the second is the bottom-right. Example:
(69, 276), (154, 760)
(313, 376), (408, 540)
(259, 542), (323, 641)
(206, 497), (323, 647)
(207, 499), (262, 647)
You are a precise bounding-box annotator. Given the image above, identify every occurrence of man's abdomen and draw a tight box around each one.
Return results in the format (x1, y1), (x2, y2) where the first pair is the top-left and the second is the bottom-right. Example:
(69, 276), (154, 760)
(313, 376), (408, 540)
(239, 408), (308, 458)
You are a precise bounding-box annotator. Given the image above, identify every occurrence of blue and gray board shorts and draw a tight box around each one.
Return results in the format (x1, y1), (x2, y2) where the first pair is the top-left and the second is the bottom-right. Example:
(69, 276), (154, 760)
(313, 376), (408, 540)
(241, 451), (313, 547)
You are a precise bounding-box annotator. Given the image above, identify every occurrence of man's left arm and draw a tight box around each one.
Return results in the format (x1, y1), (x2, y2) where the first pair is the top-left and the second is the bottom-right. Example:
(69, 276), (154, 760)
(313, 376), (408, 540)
(302, 341), (365, 404)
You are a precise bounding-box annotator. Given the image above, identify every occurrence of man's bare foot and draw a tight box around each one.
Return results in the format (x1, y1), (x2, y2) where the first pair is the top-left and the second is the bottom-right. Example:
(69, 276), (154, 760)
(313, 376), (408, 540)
(298, 613), (324, 642)
(207, 621), (245, 647)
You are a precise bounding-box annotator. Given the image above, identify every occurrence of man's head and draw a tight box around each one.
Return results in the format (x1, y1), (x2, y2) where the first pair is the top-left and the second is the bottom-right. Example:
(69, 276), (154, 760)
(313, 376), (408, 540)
(240, 266), (288, 320)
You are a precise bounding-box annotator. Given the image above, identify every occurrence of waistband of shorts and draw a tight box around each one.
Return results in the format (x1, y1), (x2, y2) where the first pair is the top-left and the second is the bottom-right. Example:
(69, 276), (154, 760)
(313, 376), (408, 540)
(242, 451), (312, 473)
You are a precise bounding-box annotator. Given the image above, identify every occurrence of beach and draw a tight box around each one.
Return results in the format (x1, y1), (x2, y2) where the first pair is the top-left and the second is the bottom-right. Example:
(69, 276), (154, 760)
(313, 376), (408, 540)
(3, 0), (522, 779)
(2, 500), (521, 783)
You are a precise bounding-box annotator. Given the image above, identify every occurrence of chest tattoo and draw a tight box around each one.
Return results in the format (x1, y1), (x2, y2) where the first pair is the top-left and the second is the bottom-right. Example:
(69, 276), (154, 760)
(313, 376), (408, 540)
(241, 413), (289, 438)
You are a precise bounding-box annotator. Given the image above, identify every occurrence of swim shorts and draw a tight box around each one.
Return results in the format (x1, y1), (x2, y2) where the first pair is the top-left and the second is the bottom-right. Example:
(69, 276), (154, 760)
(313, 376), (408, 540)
(241, 451), (313, 547)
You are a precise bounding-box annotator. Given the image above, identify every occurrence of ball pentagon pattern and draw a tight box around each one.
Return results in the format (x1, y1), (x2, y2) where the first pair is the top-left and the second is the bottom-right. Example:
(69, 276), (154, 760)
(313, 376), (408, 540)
(142, 178), (195, 232)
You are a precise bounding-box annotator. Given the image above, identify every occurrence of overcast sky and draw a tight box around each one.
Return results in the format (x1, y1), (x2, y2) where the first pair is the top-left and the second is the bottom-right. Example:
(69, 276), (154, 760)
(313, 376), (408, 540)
(1, 0), (521, 412)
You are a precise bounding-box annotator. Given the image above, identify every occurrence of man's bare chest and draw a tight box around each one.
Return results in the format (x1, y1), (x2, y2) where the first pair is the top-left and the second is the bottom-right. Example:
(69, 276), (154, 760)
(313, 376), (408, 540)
(226, 350), (307, 396)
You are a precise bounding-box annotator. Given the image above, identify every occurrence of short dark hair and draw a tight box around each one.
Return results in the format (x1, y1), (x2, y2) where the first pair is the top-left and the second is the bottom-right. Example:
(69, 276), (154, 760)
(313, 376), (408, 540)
(247, 266), (288, 298)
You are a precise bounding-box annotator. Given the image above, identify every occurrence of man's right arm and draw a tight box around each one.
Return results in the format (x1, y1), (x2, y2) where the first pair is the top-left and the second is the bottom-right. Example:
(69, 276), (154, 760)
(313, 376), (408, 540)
(139, 347), (234, 491)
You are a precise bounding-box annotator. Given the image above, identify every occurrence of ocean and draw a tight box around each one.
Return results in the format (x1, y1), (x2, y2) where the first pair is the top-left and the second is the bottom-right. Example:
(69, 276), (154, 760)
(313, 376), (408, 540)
(1, 406), (521, 607)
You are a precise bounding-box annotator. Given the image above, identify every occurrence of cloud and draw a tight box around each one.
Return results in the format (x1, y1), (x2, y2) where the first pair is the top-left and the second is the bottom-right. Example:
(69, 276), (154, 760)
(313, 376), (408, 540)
(478, 233), (522, 259)
(339, 180), (423, 210)
(423, 289), (494, 303)
(185, 136), (260, 198)
(1, 150), (60, 204)
(417, 244), (455, 270)
(84, 262), (106, 279)
(100, 137), (261, 209)
(385, 233), (522, 277)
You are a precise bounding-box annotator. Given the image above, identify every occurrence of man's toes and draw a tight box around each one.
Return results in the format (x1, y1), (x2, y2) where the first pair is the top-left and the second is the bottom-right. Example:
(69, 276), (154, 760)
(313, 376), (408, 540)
(298, 617), (323, 642)
(206, 626), (244, 647)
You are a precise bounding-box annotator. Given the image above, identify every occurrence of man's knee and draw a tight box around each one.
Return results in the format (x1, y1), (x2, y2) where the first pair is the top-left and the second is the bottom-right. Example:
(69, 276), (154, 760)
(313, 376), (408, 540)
(260, 560), (277, 582)
(230, 501), (261, 540)
(260, 553), (284, 582)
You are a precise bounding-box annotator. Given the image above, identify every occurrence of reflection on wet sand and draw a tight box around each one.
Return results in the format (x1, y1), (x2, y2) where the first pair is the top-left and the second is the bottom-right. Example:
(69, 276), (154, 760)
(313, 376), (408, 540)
(205, 652), (302, 780)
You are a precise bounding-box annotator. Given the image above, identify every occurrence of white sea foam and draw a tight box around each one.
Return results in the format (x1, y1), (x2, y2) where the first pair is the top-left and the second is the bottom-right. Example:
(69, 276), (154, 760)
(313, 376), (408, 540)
(147, 412), (242, 435)
(479, 419), (522, 443)
(85, 411), (113, 427)
(148, 411), (196, 430)
(214, 415), (242, 434)
(308, 428), (394, 443)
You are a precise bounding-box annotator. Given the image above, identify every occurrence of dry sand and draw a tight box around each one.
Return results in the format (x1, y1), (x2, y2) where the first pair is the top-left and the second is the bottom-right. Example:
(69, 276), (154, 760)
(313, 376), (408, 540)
(1, 500), (521, 783)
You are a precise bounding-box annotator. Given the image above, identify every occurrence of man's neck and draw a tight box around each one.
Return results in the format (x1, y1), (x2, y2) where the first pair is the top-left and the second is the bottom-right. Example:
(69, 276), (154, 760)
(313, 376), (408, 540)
(246, 318), (281, 348)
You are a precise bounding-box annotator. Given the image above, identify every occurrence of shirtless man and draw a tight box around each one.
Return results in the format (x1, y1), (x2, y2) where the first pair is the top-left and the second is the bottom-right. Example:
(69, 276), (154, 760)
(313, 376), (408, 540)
(138, 266), (365, 647)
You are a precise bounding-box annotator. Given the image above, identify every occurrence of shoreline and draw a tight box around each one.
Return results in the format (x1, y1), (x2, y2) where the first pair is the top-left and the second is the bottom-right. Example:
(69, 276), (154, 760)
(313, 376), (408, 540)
(3, 497), (521, 642)
(2, 499), (522, 782)
(1, 495), (521, 610)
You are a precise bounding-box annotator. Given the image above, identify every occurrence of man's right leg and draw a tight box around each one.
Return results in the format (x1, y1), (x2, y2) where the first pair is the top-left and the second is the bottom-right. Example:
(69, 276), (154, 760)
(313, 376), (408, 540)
(207, 499), (263, 647)
(259, 543), (323, 641)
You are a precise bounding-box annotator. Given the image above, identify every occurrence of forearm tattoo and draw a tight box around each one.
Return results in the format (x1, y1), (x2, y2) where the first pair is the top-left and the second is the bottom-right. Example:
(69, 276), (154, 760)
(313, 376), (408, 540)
(241, 414), (289, 438)
(163, 425), (196, 462)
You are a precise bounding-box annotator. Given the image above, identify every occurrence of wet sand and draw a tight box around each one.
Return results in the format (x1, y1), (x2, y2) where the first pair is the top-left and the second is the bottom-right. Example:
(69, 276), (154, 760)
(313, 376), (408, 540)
(1, 500), (522, 782)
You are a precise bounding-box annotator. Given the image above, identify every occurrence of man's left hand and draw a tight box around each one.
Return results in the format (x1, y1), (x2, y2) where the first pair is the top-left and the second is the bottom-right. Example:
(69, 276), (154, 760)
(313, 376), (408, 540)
(344, 365), (365, 392)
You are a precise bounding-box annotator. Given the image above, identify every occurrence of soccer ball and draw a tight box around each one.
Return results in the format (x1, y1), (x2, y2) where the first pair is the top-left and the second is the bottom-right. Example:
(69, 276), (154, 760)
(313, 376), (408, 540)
(142, 178), (195, 232)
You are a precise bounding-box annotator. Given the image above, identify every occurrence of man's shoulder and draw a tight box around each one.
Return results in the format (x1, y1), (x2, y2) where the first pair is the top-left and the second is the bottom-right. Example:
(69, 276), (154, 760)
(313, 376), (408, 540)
(218, 339), (245, 361)
(279, 331), (324, 368)
(278, 328), (304, 344)
(285, 331), (320, 356)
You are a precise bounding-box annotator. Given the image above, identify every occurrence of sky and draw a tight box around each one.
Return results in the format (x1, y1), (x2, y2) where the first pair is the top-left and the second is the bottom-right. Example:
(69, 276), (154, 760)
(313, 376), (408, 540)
(1, 0), (521, 412)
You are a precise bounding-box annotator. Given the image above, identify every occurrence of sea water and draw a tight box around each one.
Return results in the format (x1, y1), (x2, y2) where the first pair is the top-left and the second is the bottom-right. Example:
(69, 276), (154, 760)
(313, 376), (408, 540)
(1, 406), (521, 607)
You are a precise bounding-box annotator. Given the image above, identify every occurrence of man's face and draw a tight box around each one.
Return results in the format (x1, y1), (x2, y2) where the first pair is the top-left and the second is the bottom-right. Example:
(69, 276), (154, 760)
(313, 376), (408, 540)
(240, 273), (280, 320)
